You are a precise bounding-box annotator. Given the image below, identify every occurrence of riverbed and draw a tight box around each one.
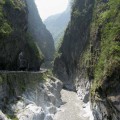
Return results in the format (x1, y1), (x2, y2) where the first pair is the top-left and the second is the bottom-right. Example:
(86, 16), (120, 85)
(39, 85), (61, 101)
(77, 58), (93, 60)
(54, 89), (93, 120)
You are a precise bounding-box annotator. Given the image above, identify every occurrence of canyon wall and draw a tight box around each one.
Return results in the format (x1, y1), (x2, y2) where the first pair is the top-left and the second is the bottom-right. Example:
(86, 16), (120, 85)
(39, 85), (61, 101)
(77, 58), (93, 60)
(54, 0), (120, 119)
(0, 1), (60, 119)
(0, 0), (44, 71)
(26, 0), (55, 65)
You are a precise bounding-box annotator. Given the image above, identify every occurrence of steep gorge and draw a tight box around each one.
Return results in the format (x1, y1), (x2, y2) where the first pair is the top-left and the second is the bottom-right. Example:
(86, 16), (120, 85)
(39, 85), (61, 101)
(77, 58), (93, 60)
(44, 3), (71, 47)
(54, 0), (94, 90)
(0, 0), (120, 120)
(54, 0), (120, 119)
(0, 0), (59, 120)
(26, 0), (55, 66)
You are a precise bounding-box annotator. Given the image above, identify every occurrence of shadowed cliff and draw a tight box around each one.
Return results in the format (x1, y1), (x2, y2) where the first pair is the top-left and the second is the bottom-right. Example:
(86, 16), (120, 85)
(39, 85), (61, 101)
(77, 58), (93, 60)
(0, 0), (44, 71)
(53, 0), (120, 119)
(26, 0), (55, 66)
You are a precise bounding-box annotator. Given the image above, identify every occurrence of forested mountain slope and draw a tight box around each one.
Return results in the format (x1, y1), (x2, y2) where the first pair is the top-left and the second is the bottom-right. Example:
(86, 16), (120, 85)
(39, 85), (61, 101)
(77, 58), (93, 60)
(44, 4), (71, 47)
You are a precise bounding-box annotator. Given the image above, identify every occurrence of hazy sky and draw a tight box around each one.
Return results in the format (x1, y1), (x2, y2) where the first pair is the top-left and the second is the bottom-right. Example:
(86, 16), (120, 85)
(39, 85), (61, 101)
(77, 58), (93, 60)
(35, 0), (69, 21)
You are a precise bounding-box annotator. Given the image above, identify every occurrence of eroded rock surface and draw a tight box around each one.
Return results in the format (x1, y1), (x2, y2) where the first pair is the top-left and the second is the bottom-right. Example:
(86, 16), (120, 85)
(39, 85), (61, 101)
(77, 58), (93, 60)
(15, 77), (62, 120)
(0, 72), (63, 120)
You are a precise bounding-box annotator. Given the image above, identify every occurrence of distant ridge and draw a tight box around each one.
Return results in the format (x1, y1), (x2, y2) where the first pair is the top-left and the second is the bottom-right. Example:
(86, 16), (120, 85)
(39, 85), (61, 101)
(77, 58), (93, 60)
(44, 3), (71, 47)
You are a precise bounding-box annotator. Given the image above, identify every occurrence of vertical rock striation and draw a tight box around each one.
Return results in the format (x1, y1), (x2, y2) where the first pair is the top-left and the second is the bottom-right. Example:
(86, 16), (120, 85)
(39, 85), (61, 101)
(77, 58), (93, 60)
(0, 0), (44, 71)
(53, 0), (120, 119)
(26, 0), (55, 66)
(54, 0), (95, 90)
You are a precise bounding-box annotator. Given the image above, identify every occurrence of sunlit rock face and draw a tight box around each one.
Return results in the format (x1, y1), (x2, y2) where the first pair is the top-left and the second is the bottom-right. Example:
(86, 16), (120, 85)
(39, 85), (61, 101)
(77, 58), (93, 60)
(0, 72), (63, 120)
(26, 0), (55, 66)
(15, 78), (62, 120)
(0, 111), (9, 120)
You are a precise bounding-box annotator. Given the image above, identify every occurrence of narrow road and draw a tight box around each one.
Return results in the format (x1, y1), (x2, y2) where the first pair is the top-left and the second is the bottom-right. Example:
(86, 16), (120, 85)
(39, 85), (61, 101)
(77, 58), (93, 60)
(54, 89), (92, 120)
(0, 68), (48, 74)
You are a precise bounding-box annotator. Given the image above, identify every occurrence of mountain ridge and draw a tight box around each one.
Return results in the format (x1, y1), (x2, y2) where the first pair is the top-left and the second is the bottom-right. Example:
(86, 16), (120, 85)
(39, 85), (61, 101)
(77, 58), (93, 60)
(44, 3), (71, 47)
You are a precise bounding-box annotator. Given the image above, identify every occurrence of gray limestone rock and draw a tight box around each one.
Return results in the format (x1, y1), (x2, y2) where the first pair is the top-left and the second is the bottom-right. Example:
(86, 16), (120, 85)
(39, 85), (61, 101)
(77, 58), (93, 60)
(48, 106), (57, 114)
(17, 104), (45, 120)
(0, 72), (63, 120)
(0, 111), (10, 120)
(44, 114), (53, 120)
(83, 92), (89, 103)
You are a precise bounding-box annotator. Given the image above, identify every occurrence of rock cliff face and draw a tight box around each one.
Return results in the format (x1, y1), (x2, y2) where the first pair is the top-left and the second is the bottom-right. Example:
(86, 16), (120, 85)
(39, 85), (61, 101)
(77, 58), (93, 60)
(26, 0), (55, 65)
(54, 0), (120, 119)
(0, 0), (62, 120)
(54, 0), (94, 90)
(0, 0), (44, 71)
(0, 72), (63, 120)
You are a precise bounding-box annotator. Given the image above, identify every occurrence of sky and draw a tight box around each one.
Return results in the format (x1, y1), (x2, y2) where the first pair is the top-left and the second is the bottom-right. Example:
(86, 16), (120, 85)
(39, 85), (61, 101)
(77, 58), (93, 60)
(35, 0), (69, 21)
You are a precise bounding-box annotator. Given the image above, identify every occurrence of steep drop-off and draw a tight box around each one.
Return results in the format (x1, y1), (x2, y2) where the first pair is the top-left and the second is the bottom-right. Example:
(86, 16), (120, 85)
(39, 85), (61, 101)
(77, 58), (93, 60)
(0, 0), (44, 71)
(26, 0), (55, 65)
(0, 1), (63, 120)
(54, 0), (120, 119)
(54, 0), (94, 89)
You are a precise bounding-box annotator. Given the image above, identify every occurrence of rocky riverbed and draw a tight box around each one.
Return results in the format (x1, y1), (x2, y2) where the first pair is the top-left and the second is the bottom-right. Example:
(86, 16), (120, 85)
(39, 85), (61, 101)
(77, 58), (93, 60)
(0, 72), (63, 120)
(54, 89), (93, 120)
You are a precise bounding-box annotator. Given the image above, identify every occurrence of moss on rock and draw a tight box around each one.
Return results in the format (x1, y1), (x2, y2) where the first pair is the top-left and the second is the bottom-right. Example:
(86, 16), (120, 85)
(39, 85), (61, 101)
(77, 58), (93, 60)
(0, 0), (44, 70)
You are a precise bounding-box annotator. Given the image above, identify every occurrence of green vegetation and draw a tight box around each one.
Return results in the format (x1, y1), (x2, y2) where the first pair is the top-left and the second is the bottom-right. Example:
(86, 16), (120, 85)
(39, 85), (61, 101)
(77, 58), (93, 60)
(0, 75), (3, 84)
(73, 9), (81, 18)
(0, 0), (13, 37)
(0, 0), (44, 70)
(6, 114), (18, 120)
(0, 72), (47, 96)
(47, 69), (53, 76)
(25, 33), (44, 62)
(0, 22), (13, 36)
(54, 0), (120, 97)
(44, 6), (70, 48)
(90, 0), (120, 95)
(54, 37), (63, 60)
(5, 0), (26, 10)
(55, 0), (120, 99)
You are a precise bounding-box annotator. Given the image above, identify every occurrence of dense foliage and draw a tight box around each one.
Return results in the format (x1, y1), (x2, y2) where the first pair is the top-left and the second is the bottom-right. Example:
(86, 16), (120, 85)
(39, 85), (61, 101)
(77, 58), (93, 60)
(89, 0), (120, 94)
